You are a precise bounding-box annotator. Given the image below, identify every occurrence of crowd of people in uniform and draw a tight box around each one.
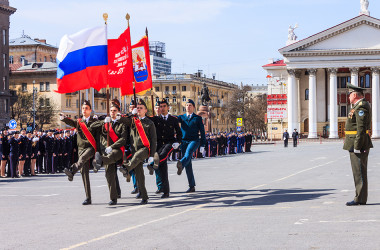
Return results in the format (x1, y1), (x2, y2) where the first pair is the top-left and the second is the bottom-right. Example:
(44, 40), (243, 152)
(0, 98), (254, 206)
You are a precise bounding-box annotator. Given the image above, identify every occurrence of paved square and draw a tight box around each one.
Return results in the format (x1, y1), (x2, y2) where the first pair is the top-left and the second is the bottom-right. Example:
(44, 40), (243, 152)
(1, 141), (380, 249)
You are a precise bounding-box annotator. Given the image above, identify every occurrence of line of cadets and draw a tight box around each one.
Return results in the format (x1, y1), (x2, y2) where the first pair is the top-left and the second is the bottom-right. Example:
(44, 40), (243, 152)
(0, 128), (77, 178)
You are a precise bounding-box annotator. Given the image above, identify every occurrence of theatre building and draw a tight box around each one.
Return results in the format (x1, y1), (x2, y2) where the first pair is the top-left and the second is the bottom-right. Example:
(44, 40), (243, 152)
(264, 14), (380, 139)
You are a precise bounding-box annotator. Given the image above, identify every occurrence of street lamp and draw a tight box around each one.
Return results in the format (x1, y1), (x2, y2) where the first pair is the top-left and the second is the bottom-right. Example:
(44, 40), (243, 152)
(208, 105), (212, 133)
(32, 80), (37, 130)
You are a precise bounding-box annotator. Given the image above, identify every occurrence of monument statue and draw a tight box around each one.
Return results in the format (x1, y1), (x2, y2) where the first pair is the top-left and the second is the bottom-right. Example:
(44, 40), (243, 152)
(360, 0), (370, 15)
(288, 23), (298, 42)
(200, 82), (211, 106)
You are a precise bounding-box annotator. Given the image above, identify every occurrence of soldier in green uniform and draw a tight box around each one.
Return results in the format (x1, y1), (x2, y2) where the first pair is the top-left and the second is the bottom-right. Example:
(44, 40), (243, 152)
(119, 99), (158, 205)
(343, 83), (373, 206)
(91, 99), (127, 205)
(60, 100), (97, 205)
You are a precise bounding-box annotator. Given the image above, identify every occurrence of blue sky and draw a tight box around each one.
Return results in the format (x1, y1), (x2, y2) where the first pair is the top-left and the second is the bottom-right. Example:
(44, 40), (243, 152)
(8, 0), (380, 85)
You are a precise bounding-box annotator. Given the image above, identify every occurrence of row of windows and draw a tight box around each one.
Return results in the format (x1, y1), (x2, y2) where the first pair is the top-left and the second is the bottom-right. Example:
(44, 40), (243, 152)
(22, 82), (50, 92)
(337, 75), (371, 89)
(155, 86), (187, 92)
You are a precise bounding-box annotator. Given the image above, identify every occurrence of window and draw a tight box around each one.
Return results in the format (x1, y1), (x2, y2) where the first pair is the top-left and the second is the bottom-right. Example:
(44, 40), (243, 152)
(9, 55), (13, 64)
(39, 98), (44, 107)
(156, 97), (159, 103)
(76, 99), (79, 108)
(155, 87), (159, 92)
(5, 99), (8, 113)
(2, 77), (5, 91)
(182, 86), (186, 91)
(95, 101), (98, 110)
(173, 86), (176, 91)
(305, 89), (309, 100)
(365, 73), (371, 88)
(3, 53), (5, 67)
(45, 98), (50, 107)
(44, 56), (47, 62)
(20, 55), (25, 63)
(340, 106), (347, 117)
(2, 30), (5, 46)
(40, 82), (44, 91)
(45, 82), (50, 91)
(66, 99), (69, 108)
(173, 96), (177, 103)
(22, 83), (27, 92)
(165, 86), (169, 91)
(183, 107), (186, 112)
(165, 97), (169, 103)
(182, 96), (186, 102)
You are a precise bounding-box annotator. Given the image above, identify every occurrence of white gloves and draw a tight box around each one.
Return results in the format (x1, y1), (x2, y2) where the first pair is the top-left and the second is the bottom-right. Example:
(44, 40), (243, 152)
(59, 113), (65, 120)
(116, 113), (121, 120)
(200, 146), (205, 154)
(93, 115), (98, 119)
(172, 142), (180, 149)
(105, 146), (112, 154)
(148, 157), (154, 165)
(354, 149), (361, 154)
(132, 108), (138, 115)
(105, 117), (111, 123)
(32, 138), (39, 142)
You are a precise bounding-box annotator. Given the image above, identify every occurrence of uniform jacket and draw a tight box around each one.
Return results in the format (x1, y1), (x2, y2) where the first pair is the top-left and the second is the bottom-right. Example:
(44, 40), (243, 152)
(177, 113), (206, 147)
(62, 116), (97, 153)
(90, 119), (127, 153)
(150, 114), (182, 145)
(26, 138), (32, 157)
(343, 99), (373, 151)
(1, 135), (10, 156)
(19, 135), (28, 157)
(120, 116), (157, 157)
(283, 132), (289, 140)
(53, 138), (60, 155)
(44, 136), (55, 154)
(9, 137), (19, 155)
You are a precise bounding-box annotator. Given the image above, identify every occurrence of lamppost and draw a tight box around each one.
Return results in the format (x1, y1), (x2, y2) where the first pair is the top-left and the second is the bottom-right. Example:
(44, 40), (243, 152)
(208, 105), (212, 133)
(32, 80), (37, 130)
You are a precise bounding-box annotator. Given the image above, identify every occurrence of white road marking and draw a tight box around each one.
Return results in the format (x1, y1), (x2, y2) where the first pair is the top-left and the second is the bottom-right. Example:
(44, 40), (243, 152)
(310, 157), (327, 162)
(294, 219), (309, 225)
(96, 185), (108, 188)
(319, 220), (379, 223)
(62, 203), (206, 250)
(0, 194), (59, 197)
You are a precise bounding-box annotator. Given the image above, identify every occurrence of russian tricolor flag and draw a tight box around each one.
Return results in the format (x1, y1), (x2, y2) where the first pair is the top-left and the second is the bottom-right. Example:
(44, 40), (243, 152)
(55, 26), (108, 93)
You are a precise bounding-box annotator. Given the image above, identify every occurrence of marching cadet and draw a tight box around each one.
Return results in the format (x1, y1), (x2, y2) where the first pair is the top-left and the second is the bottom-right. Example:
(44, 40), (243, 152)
(61, 100), (97, 205)
(149, 98), (182, 198)
(126, 99), (139, 196)
(119, 99), (158, 205)
(9, 131), (20, 178)
(176, 99), (206, 193)
(147, 100), (163, 195)
(92, 99), (127, 205)
(344, 83), (373, 206)
(1, 129), (10, 177)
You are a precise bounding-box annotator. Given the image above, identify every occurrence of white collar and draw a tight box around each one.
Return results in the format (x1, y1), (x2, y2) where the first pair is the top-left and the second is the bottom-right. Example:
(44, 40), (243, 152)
(83, 116), (90, 123)
(139, 116), (146, 120)
(161, 114), (169, 119)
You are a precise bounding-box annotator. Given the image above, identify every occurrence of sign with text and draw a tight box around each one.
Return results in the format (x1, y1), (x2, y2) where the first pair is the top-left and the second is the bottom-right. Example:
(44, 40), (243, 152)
(267, 107), (287, 119)
(236, 118), (243, 126)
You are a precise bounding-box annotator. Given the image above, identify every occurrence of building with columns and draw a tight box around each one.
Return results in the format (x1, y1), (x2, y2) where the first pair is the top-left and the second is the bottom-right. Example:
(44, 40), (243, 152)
(264, 14), (380, 139)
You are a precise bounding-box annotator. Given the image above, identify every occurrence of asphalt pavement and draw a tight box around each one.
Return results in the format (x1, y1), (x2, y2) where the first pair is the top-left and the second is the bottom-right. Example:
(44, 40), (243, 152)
(1, 141), (380, 250)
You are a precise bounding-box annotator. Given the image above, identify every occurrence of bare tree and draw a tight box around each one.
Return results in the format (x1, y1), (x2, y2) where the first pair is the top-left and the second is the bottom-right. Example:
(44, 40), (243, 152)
(35, 95), (59, 130)
(11, 88), (33, 127)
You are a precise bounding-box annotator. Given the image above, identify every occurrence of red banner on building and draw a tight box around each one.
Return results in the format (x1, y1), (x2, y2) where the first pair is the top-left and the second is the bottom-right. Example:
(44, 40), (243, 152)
(267, 94), (287, 105)
(107, 27), (134, 94)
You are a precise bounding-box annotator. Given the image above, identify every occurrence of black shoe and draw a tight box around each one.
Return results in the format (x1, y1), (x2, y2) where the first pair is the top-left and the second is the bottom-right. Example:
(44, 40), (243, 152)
(64, 168), (73, 181)
(346, 200), (366, 206)
(177, 161), (183, 175)
(155, 189), (162, 194)
(131, 188), (139, 194)
(93, 152), (102, 173)
(140, 199), (148, 205)
(82, 198), (92, 205)
(147, 164), (154, 175)
(186, 187), (195, 193)
(135, 192), (141, 199)
(153, 152), (160, 169)
(118, 194), (121, 199)
(161, 193), (169, 199)
(108, 199), (117, 205)
(119, 166), (128, 176)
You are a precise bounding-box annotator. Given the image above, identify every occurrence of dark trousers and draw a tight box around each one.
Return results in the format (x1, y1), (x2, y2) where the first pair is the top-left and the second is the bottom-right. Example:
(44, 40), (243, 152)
(24, 157), (31, 175)
(45, 152), (53, 174)
(72, 147), (95, 200)
(127, 147), (149, 200)
(9, 154), (18, 178)
(284, 139), (288, 147)
(157, 143), (173, 194)
(52, 155), (59, 174)
(105, 164), (118, 200)
(38, 153), (45, 173)
(350, 151), (369, 204)
(63, 154), (70, 170)
(293, 138), (297, 147)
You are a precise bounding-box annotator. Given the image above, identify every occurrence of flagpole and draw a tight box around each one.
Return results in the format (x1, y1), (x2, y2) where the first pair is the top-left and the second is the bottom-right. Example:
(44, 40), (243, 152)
(126, 13), (138, 108)
(104, 13), (110, 146)
(145, 27), (154, 116)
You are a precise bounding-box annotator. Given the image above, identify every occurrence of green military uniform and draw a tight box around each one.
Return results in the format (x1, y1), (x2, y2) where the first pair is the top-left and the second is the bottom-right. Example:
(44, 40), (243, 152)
(91, 118), (127, 202)
(62, 116), (97, 202)
(343, 83), (373, 205)
(120, 115), (157, 201)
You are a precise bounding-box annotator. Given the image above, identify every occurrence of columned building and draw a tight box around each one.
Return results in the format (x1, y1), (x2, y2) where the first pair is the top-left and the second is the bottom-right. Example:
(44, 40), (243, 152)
(264, 14), (380, 139)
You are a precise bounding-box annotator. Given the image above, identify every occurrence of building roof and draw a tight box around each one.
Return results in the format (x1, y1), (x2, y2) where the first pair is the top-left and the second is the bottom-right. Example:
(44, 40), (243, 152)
(12, 62), (57, 73)
(9, 62), (22, 71)
(262, 60), (286, 68)
(10, 35), (57, 49)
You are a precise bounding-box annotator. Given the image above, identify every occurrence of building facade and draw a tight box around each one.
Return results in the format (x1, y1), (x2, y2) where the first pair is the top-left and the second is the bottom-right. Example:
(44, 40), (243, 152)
(149, 41), (171, 76)
(0, 0), (16, 126)
(264, 14), (380, 139)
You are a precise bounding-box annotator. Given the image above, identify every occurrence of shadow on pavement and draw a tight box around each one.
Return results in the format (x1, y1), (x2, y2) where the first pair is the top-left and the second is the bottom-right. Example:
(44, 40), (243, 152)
(147, 188), (335, 209)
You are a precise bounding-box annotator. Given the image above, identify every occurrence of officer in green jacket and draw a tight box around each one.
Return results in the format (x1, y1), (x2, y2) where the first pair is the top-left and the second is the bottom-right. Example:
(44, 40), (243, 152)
(343, 83), (373, 206)
(119, 99), (158, 205)
(91, 99), (127, 205)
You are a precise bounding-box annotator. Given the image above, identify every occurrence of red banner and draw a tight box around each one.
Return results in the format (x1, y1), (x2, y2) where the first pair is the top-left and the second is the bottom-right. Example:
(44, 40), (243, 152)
(130, 36), (152, 95)
(104, 123), (125, 154)
(107, 27), (134, 93)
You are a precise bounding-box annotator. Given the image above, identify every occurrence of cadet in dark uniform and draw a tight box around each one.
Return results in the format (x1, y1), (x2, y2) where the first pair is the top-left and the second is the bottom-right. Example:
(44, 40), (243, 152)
(44, 130), (54, 174)
(52, 132), (61, 174)
(18, 129), (28, 177)
(283, 130), (289, 147)
(119, 99), (157, 205)
(61, 100), (97, 205)
(149, 98), (182, 198)
(24, 131), (33, 176)
(30, 134), (39, 176)
(1, 129), (10, 177)
(9, 131), (20, 178)
(344, 83), (373, 206)
(292, 129), (298, 147)
(38, 130), (46, 173)
(245, 132), (252, 152)
(92, 99), (127, 205)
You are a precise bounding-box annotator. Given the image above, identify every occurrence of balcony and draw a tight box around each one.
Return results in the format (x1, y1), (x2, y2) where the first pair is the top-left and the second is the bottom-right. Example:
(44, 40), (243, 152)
(94, 93), (107, 98)
(65, 91), (78, 96)
(164, 91), (170, 95)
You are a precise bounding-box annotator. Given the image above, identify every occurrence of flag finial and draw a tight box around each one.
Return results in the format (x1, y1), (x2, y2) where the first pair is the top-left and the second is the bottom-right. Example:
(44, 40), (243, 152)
(126, 13), (130, 27)
(103, 13), (108, 24)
